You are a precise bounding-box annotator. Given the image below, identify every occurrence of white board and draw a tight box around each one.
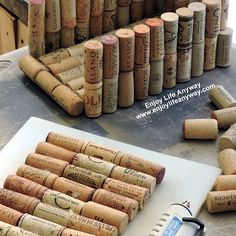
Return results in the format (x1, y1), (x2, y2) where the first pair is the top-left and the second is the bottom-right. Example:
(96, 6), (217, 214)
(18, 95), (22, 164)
(0, 117), (221, 236)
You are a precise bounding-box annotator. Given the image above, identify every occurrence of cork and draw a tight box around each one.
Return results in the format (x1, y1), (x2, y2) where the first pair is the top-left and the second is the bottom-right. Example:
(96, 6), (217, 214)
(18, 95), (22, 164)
(118, 71), (134, 108)
(117, 0), (131, 6)
(188, 2), (206, 43)
(61, 228), (95, 236)
(191, 42), (204, 77)
(166, 0), (175, 12)
(36, 141), (77, 164)
(145, 18), (164, 61)
(209, 85), (236, 109)
(203, 0), (221, 38)
(130, 0), (144, 23)
(19, 55), (48, 80)
(183, 119), (218, 139)
(28, 35), (45, 58)
(76, 21), (90, 43)
(60, 0), (76, 28)
(42, 190), (85, 215)
(218, 149), (236, 175)
(56, 66), (84, 84)
(215, 175), (236, 191)
(46, 32), (60, 53)
(76, 0), (90, 22)
(134, 65), (150, 100)
(16, 165), (59, 189)
(103, 10), (116, 34)
(77, 89), (85, 99)
(116, 5), (130, 28)
(72, 153), (116, 176)
(84, 81), (103, 118)
(45, 0), (61, 32)
(67, 44), (85, 58)
(84, 40), (103, 83)
(211, 107), (236, 129)
(81, 202), (128, 233)
(0, 204), (23, 226)
(177, 47), (192, 83)
(4, 175), (48, 200)
(68, 214), (118, 236)
(207, 190), (236, 213)
(216, 27), (233, 67)
(0, 188), (40, 215)
(116, 29), (135, 72)
(144, 0), (156, 17)
(163, 53), (177, 89)
(204, 37), (217, 71)
(66, 77), (84, 91)
(133, 24), (150, 67)
(102, 178), (149, 209)
(92, 189), (138, 221)
(89, 15), (103, 38)
(161, 12), (179, 54)
(60, 27), (75, 48)
(220, 0), (229, 30)
(104, 0), (117, 10)
(90, 0), (104, 17)
(18, 214), (64, 236)
(52, 177), (95, 202)
(149, 60), (163, 94)
(46, 132), (86, 153)
(175, 0), (190, 9)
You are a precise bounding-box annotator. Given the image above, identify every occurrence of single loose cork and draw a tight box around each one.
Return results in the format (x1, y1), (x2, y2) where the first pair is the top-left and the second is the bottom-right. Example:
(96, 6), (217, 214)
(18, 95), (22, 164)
(130, 0), (144, 23)
(207, 190), (236, 213)
(220, 0), (229, 31)
(215, 175), (236, 191)
(219, 123), (236, 151)
(218, 149), (236, 175)
(0, 204), (23, 226)
(60, 0), (76, 28)
(62, 228), (95, 236)
(211, 107), (236, 129)
(46, 32), (60, 53)
(175, 0), (189, 9)
(45, 0), (61, 32)
(76, 21), (90, 43)
(56, 66), (84, 84)
(204, 37), (217, 71)
(89, 15), (103, 37)
(60, 27), (75, 48)
(191, 42), (204, 77)
(209, 85), (236, 109)
(66, 77), (84, 91)
(116, 5), (130, 28)
(103, 10), (116, 34)
(149, 60), (163, 94)
(76, 0), (90, 22)
(104, 0), (117, 10)
(163, 53), (177, 89)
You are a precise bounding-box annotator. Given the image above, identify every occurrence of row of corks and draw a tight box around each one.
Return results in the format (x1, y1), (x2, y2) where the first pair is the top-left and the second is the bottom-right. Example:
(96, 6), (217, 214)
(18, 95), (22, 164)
(0, 132), (166, 236)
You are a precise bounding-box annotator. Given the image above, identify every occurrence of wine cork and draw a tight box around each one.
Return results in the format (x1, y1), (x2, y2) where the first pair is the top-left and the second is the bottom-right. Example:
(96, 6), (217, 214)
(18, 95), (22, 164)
(177, 47), (192, 83)
(116, 5), (130, 28)
(149, 60), (163, 94)
(111, 166), (156, 193)
(38, 49), (70, 66)
(56, 66), (84, 84)
(133, 24), (150, 67)
(163, 53), (177, 89)
(61, 228), (95, 236)
(0, 204), (23, 226)
(19, 55), (48, 80)
(25, 153), (68, 176)
(207, 190), (236, 213)
(203, 0), (221, 38)
(76, 21), (90, 43)
(103, 10), (116, 34)
(134, 65), (150, 100)
(118, 71), (134, 107)
(36, 141), (77, 164)
(4, 175), (48, 200)
(144, 0), (156, 17)
(191, 42), (204, 77)
(66, 77), (84, 91)
(84, 81), (103, 118)
(18, 214), (64, 236)
(60, 0), (76, 28)
(209, 85), (236, 109)
(89, 15), (103, 37)
(104, 0), (117, 10)
(102, 77), (118, 113)
(34, 70), (62, 96)
(204, 37), (217, 71)
(188, 2), (206, 43)
(76, 0), (90, 22)
(77, 89), (85, 99)
(81, 202), (128, 233)
(102, 178), (149, 209)
(175, 0), (190, 9)
(216, 27), (233, 67)
(130, 0), (144, 22)
(60, 27), (75, 48)
(211, 107), (236, 129)
(215, 175), (236, 191)
(161, 12), (179, 54)
(92, 189), (138, 221)
(45, 0), (61, 32)
(220, 0), (229, 30)
(219, 124), (236, 150)
(145, 18), (164, 61)
(28, 35), (45, 58)
(183, 119), (218, 139)
(72, 153), (116, 176)
(42, 190), (85, 215)
(16, 165), (59, 189)
(90, 0), (104, 17)
(68, 214), (118, 236)
(0, 188), (40, 215)
(52, 177), (95, 202)
(219, 148), (236, 174)
(51, 85), (84, 116)
(46, 32), (60, 53)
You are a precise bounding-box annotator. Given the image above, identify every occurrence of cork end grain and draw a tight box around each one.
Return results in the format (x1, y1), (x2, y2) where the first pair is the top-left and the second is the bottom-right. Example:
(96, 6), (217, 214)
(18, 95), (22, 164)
(146, 18), (164, 27)
(85, 40), (103, 50)
(219, 137), (234, 151)
(160, 12), (179, 22)
(176, 7), (194, 18)
(115, 29), (135, 38)
(188, 2), (206, 12)
(156, 167), (166, 184)
(102, 35), (119, 45)
(133, 24), (150, 35)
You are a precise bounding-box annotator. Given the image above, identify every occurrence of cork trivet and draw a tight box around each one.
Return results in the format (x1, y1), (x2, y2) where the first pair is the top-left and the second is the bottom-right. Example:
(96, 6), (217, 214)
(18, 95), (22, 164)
(130, 0), (144, 22)
(61, 228), (95, 236)
(211, 107), (236, 129)
(16, 165), (59, 189)
(134, 64), (150, 100)
(188, 2), (206, 44)
(163, 53), (177, 89)
(89, 15), (103, 38)
(204, 37), (217, 71)
(215, 175), (236, 191)
(51, 85), (84, 116)
(28, 35), (45, 58)
(0, 204), (23, 226)
(209, 85), (236, 109)
(76, 21), (90, 43)
(175, 0), (190, 9)
(60, 0), (76, 28)
(118, 71), (134, 108)
(103, 10), (116, 34)
(117, 0), (131, 6)
(45, 0), (61, 32)
(144, 0), (156, 17)
(4, 175), (48, 200)
(149, 59), (163, 94)
(92, 189), (138, 221)
(76, 0), (90, 22)
(202, 0), (221, 38)
(104, 0), (117, 10)
(0, 188), (40, 215)
(66, 77), (84, 91)
(116, 5), (130, 28)
(133, 24), (150, 67)
(145, 18), (164, 61)
(90, 0), (104, 17)
(220, 0), (229, 31)
(191, 42), (204, 77)
(81, 202), (128, 233)
(56, 66), (84, 84)
(161, 12), (179, 54)
(219, 124), (236, 150)
(166, 0), (175, 12)
(46, 32), (60, 53)
(52, 177), (95, 202)
(76, 89), (85, 100)
(207, 190), (236, 213)
(19, 55), (48, 80)
(216, 27), (233, 67)
(60, 27), (75, 48)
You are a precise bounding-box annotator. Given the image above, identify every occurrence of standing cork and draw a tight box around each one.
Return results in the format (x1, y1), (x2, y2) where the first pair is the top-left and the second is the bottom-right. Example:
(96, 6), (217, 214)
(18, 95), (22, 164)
(163, 53), (177, 89)
(175, 0), (190, 9)
(219, 124), (236, 150)
(204, 37), (217, 71)
(215, 175), (236, 191)
(76, 21), (90, 43)
(104, 0), (117, 11)
(76, 0), (90, 22)
(46, 32), (60, 52)
(0, 204), (23, 226)
(220, 0), (229, 30)
(45, 0), (61, 32)
(191, 42), (204, 77)
(60, 0), (76, 28)
(218, 149), (236, 175)
(116, 5), (130, 28)
(149, 60), (163, 94)
(103, 10), (116, 34)
(89, 15), (103, 37)
(130, 0), (144, 22)
(90, 0), (104, 17)
(60, 28), (75, 48)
